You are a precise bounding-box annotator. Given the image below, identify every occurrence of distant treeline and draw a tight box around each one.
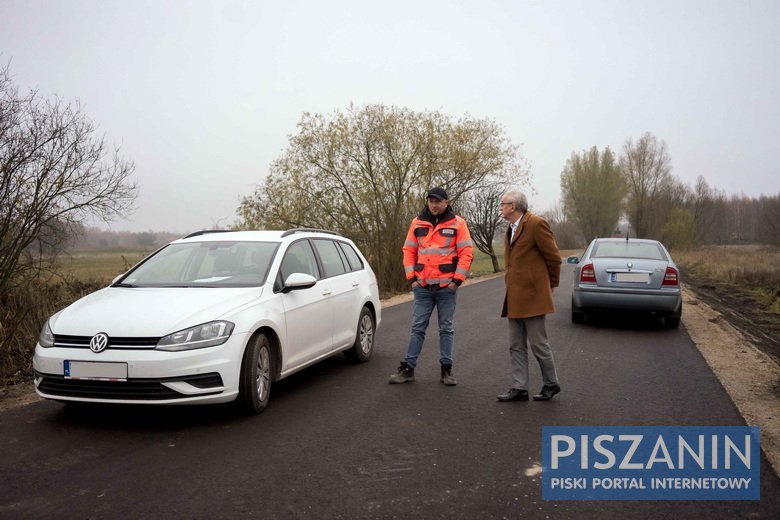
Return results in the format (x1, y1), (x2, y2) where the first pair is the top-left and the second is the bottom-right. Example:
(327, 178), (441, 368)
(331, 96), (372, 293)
(548, 190), (780, 251)
(549, 134), (779, 250)
(68, 226), (183, 251)
(546, 192), (780, 249)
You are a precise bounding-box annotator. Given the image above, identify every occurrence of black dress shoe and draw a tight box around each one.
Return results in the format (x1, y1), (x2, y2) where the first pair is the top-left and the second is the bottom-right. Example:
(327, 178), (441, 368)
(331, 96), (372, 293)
(532, 384), (561, 401)
(496, 388), (529, 402)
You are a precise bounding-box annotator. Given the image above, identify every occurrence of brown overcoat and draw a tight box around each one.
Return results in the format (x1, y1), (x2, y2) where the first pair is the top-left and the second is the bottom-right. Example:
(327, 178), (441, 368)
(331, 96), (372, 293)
(501, 211), (562, 318)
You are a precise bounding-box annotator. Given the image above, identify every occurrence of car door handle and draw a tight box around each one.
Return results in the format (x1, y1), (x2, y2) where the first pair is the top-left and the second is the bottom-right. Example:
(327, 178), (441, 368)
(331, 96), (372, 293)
(352, 281), (360, 287)
(321, 288), (332, 296)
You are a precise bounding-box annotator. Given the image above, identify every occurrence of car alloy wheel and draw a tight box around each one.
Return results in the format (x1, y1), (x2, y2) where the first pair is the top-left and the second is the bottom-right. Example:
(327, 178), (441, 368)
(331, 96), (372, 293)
(238, 333), (274, 414)
(345, 307), (374, 363)
(256, 341), (271, 402)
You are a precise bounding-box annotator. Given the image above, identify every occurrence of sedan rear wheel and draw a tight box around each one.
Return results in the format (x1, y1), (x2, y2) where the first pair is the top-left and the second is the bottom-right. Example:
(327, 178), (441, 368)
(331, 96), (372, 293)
(345, 307), (375, 363)
(237, 333), (274, 414)
(571, 297), (585, 324)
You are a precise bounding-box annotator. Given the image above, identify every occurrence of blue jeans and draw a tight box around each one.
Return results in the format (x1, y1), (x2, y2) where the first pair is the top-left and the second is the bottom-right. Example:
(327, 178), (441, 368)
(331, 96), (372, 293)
(404, 285), (457, 368)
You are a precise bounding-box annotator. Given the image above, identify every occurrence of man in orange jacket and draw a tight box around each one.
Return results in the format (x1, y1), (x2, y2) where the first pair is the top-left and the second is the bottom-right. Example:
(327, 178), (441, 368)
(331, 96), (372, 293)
(389, 187), (473, 385)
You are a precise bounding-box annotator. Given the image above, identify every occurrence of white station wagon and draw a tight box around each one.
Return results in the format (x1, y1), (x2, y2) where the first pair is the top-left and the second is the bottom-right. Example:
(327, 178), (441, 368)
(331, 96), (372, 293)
(33, 229), (381, 413)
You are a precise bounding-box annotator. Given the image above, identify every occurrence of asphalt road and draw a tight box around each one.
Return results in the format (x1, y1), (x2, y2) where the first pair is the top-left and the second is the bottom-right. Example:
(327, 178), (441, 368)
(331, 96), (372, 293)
(1, 268), (779, 519)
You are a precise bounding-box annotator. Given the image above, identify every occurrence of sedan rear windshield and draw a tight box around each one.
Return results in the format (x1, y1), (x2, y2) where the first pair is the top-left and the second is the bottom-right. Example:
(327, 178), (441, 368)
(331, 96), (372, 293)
(591, 241), (667, 261)
(117, 241), (280, 287)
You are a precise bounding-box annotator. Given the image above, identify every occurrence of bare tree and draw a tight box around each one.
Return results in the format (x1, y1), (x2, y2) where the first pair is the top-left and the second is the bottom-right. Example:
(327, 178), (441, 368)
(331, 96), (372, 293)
(0, 64), (137, 294)
(236, 104), (526, 293)
(757, 194), (780, 246)
(460, 180), (513, 272)
(543, 202), (582, 250)
(619, 132), (674, 238)
(560, 146), (624, 242)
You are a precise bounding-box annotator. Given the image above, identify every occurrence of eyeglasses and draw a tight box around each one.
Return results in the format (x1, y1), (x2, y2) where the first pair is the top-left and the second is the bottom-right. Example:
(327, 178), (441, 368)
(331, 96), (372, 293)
(499, 202), (513, 206)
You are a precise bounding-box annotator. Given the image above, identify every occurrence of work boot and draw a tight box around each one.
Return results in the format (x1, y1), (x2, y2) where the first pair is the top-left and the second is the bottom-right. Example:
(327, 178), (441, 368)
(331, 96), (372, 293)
(388, 361), (415, 383)
(440, 364), (457, 386)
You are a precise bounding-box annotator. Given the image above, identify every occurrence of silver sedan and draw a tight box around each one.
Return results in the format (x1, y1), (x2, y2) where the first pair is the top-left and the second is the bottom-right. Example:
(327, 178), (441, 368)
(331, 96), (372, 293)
(568, 238), (682, 328)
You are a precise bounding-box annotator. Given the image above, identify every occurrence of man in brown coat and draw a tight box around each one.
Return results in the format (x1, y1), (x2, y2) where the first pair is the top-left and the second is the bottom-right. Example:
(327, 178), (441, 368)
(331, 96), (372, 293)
(496, 190), (563, 402)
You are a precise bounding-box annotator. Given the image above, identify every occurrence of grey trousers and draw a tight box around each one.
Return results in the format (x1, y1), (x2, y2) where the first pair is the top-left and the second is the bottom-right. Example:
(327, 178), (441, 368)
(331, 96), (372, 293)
(507, 315), (559, 390)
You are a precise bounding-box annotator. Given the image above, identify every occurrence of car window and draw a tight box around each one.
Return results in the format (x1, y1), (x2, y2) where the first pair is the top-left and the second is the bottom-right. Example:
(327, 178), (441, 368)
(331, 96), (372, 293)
(312, 239), (347, 278)
(122, 241), (279, 287)
(337, 241), (364, 272)
(592, 242), (667, 260)
(129, 244), (194, 283)
(280, 240), (320, 280)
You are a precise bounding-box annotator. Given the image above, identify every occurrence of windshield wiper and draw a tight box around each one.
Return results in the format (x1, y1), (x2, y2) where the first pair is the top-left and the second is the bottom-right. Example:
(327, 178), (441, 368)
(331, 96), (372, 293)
(112, 282), (137, 288)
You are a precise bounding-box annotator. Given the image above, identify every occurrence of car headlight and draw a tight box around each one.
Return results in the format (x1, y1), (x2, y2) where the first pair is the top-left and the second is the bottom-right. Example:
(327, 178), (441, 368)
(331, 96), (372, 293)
(39, 319), (55, 348)
(156, 321), (235, 351)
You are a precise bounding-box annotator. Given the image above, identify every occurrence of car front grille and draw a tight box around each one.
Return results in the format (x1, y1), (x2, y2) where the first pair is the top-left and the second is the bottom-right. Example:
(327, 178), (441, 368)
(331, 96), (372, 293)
(53, 334), (161, 350)
(35, 371), (224, 400)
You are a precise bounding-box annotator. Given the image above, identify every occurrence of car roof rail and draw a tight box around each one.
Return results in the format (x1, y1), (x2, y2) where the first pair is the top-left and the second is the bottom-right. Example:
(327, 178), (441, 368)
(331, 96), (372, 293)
(182, 229), (235, 239)
(281, 227), (340, 238)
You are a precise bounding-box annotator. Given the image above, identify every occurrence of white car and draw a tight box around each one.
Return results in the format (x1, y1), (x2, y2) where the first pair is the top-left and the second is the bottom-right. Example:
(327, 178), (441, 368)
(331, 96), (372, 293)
(33, 229), (381, 414)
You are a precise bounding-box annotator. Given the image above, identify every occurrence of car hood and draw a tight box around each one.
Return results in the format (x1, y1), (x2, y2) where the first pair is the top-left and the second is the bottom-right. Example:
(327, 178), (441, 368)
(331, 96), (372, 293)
(50, 286), (264, 337)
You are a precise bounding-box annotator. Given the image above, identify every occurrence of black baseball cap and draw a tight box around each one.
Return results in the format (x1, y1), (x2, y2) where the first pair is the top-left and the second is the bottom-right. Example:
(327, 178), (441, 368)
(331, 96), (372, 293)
(426, 187), (449, 201)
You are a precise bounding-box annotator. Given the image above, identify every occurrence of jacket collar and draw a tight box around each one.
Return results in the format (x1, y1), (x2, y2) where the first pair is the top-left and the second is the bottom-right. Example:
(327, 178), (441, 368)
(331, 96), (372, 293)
(418, 206), (456, 226)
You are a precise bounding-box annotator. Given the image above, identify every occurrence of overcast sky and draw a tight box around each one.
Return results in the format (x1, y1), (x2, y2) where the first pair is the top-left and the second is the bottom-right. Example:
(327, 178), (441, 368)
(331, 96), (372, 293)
(2, 0), (778, 233)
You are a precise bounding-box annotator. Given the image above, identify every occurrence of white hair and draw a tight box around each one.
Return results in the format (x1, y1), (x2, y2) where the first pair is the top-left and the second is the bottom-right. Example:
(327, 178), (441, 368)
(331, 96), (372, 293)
(503, 190), (528, 212)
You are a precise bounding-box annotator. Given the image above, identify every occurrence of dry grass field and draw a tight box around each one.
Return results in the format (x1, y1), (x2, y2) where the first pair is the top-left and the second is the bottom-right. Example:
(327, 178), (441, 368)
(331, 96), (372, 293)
(58, 249), (152, 283)
(674, 245), (780, 313)
(673, 244), (780, 363)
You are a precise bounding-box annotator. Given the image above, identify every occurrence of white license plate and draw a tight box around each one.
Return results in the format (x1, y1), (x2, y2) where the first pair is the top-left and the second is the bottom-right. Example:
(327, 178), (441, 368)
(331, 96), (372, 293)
(611, 272), (649, 283)
(64, 360), (128, 381)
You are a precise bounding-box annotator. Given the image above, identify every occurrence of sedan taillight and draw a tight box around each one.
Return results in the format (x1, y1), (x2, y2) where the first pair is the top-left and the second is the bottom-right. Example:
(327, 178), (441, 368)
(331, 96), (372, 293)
(663, 267), (679, 286)
(580, 263), (596, 283)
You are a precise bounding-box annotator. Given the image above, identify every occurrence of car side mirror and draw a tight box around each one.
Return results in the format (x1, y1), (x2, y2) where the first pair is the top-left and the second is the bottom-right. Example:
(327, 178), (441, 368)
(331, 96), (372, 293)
(566, 256), (579, 264)
(281, 272), (317, 293)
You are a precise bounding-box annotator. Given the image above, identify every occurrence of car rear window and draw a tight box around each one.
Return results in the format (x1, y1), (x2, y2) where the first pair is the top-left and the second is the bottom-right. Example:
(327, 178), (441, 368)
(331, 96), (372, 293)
(337, 241), (364, 272)
(592, 242), (667, 260)
(313, 239), (348, 278)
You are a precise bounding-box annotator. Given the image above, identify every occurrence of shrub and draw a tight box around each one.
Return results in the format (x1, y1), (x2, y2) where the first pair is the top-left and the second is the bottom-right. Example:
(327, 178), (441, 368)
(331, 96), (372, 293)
(0, 276), (105, 384)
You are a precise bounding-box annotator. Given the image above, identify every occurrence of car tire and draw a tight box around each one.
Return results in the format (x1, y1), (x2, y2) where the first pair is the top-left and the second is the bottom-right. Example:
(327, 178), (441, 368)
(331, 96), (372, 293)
(344, 307), (375, 363)
(571, 297), (585, 323)
(664, 316), (681, 329)
(237, 333), (274, 414)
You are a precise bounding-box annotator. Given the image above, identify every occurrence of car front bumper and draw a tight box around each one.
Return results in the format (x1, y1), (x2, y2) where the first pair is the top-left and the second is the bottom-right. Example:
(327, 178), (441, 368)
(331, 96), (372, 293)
(32, 332), (250, 405)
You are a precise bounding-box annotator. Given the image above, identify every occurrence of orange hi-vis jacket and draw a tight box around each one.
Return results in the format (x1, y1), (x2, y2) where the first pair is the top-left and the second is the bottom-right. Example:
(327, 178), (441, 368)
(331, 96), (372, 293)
(402, 209), (474, 287)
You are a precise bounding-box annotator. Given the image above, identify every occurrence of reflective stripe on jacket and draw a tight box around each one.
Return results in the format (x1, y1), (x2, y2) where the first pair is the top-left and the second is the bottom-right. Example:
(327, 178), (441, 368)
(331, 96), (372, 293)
(402, 212), (474, 287)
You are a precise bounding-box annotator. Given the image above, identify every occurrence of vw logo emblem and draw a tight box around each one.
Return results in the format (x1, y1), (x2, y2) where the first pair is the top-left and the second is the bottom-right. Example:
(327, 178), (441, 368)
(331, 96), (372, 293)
(90, 333), (109, 353)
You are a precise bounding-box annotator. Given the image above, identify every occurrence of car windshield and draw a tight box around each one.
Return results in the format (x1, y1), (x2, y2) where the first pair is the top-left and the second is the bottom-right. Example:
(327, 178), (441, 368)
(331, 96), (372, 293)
(591, 241), (667, 261)
(117, 241), (280, 287)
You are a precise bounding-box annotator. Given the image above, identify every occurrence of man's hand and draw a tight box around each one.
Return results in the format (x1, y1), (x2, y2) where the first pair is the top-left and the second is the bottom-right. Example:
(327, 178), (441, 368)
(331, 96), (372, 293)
(448, 282), (458, 291)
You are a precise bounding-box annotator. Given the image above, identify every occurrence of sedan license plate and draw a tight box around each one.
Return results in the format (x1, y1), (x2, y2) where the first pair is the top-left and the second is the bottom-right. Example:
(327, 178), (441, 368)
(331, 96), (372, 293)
(64, 360), (128, 381)
(611, 272), (649, 283)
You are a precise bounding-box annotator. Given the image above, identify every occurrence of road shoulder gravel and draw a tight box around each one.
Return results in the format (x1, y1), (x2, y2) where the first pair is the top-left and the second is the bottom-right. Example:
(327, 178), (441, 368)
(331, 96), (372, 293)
(681, 286), (780, 476)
